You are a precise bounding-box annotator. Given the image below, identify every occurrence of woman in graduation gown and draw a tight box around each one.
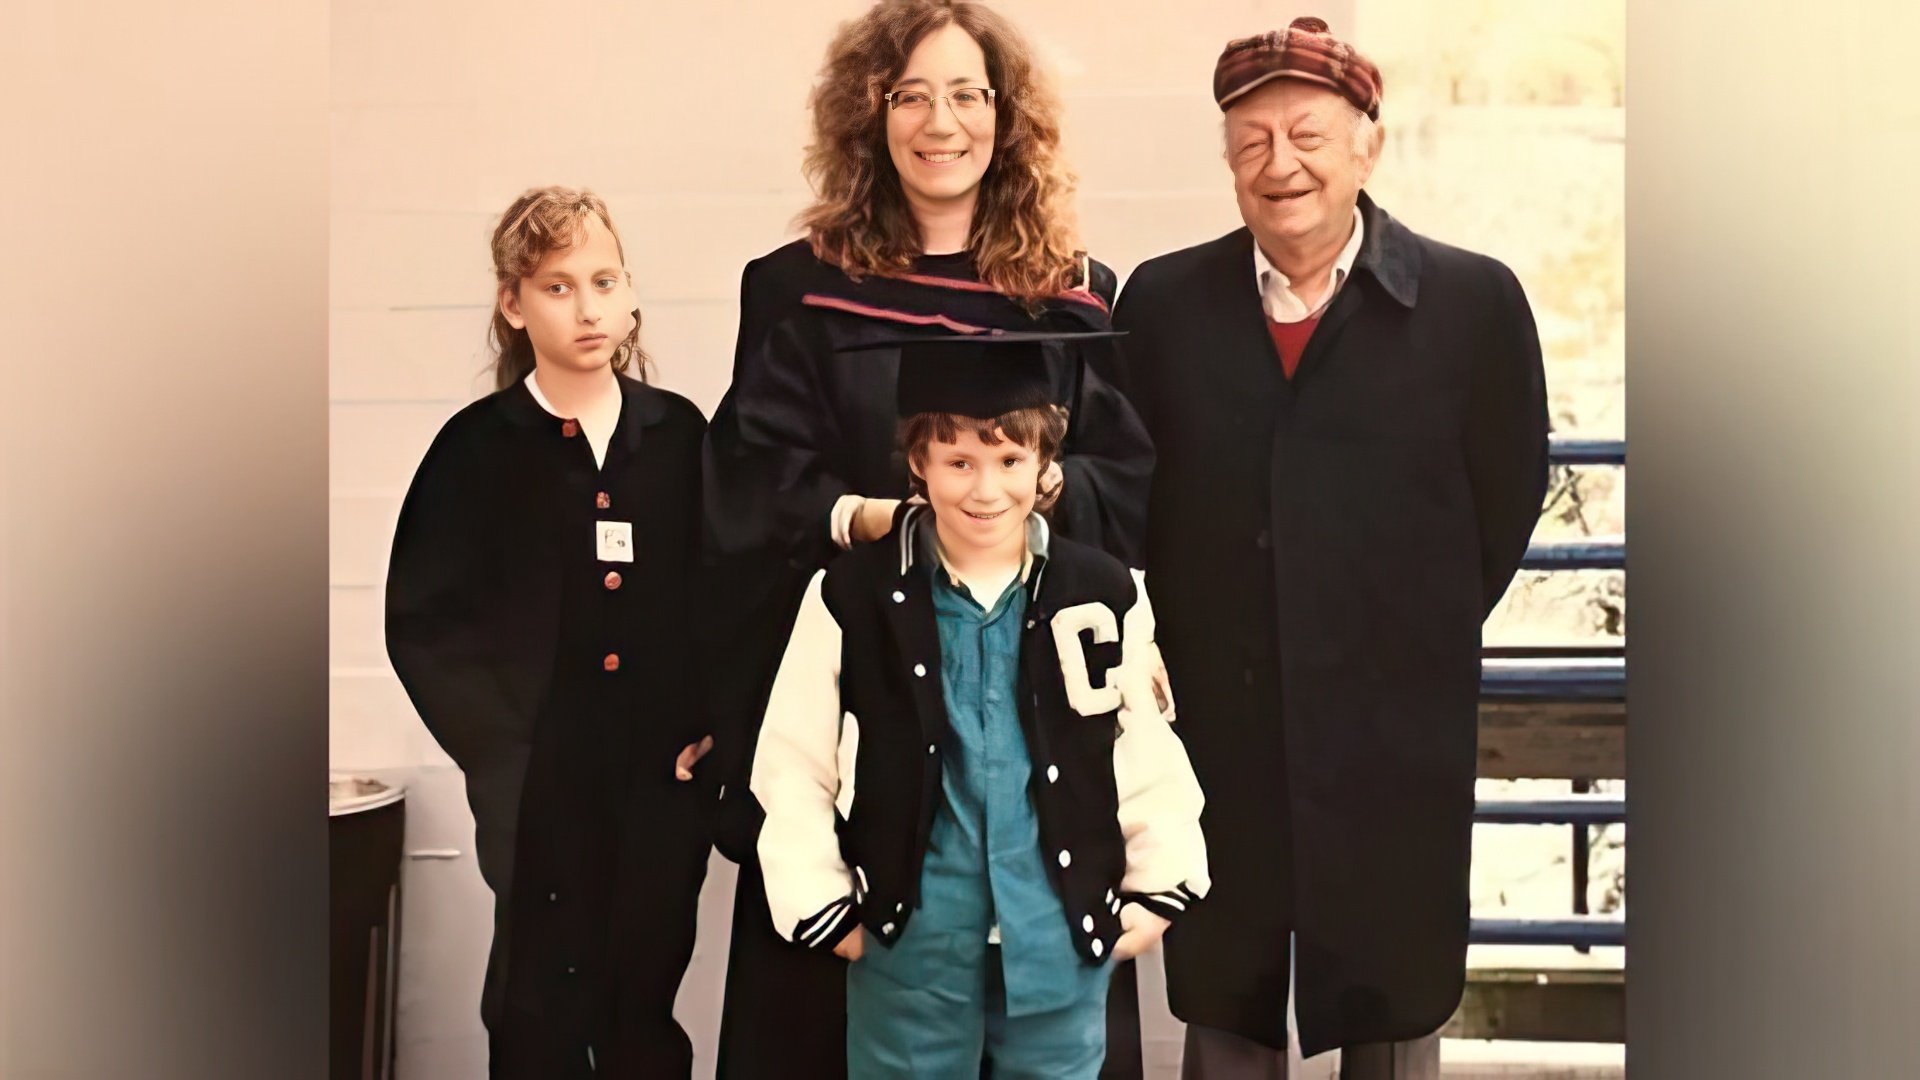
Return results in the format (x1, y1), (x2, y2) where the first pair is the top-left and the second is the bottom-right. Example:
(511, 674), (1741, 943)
(700, 3), (1154, 1077)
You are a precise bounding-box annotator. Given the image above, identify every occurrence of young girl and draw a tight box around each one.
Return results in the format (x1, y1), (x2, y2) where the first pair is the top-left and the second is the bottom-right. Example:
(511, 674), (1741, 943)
(385, 186), (712, 1079)
(701, 4), (1156, 1074)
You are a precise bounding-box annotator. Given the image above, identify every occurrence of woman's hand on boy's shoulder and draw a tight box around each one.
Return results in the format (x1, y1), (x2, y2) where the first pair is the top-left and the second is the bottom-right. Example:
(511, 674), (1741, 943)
(1112, 903), (1172, 961)
(833, 925), (865, 962)
(849, 497), (903, 545)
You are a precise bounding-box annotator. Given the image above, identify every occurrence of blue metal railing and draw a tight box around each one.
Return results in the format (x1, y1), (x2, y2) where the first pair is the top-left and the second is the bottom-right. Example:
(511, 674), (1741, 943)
(1547, 437), (1625, 467)
(1473, 436), (1625, 955)
(1475, 794), (1626, 827)
(1480, 657), (1625, 702)
(1470, 915), (1624, 949)
(1522, 537), (1625, 571)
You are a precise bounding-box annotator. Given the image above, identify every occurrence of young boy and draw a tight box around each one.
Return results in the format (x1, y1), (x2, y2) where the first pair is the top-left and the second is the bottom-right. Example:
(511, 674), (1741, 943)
(749, 329), (1210, 1077)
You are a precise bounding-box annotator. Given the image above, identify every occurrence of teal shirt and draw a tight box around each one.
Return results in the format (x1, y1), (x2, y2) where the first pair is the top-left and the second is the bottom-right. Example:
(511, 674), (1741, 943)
(910, 557), (1108, 1016)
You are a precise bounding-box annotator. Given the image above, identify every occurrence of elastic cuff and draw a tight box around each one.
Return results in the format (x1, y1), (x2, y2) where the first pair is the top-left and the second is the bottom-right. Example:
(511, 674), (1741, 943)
(1119, 882), (1203, 923)
(793, 894), (860, 950)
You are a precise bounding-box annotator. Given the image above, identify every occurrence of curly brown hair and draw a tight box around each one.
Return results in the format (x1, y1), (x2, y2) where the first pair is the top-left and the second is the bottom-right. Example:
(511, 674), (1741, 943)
(900, 405), (1070, 514)
(797, 0), (1083, 303)
(488, 186), (650, 391)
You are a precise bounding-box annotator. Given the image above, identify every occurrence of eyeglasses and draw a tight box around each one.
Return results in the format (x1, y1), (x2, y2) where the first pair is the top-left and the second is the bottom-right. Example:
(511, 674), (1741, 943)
(884, 87), (997, 114)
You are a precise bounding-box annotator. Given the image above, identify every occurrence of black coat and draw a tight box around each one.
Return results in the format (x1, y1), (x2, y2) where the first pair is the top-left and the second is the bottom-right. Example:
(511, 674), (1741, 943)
(699, 241), (1156, 1080)
(385, 376), (713, 1078)
(1106, 193), (1549, 1056)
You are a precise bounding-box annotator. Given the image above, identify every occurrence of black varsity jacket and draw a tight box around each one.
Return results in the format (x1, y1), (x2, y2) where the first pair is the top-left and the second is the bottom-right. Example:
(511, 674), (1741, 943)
(750, 506), (1210, 963)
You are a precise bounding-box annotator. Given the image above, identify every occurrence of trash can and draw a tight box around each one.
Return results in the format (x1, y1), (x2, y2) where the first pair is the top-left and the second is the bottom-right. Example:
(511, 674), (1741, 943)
(330, 776), (406, 1080)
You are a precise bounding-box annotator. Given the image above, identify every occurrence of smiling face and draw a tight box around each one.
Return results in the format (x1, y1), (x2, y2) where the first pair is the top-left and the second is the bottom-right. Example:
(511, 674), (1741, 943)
(885, 22), (997, 224)
(1225, 79), (1381, 259)
(911, 423), (1042, 561)
(498, 213), (636, 376)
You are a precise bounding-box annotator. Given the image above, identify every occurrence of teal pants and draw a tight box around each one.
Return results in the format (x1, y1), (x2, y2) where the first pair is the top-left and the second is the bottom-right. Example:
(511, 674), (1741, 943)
(847, 930), (1111, 1079)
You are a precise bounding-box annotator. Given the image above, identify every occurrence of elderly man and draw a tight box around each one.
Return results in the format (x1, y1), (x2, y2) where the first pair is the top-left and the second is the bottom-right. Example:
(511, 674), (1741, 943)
(1106, 18), (1549, 1079)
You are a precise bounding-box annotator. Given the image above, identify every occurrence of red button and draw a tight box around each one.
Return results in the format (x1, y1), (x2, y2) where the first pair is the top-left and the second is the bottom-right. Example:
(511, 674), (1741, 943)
(561, 420), (580, 438)
(603, 571), (622, 590)
(602, 653), (620, 672)
(595, 491), (611, 510)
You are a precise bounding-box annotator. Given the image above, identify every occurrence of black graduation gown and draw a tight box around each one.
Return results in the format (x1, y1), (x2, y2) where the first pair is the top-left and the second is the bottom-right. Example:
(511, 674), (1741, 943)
(385, 375), (714, 1078)
(699, 240), (1155, 1080)
(1103, 193), (1549, 1056)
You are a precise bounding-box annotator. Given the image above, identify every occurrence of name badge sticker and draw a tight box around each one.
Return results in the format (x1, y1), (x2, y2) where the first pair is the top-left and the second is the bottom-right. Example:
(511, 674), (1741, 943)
(596, 521), (635, 563)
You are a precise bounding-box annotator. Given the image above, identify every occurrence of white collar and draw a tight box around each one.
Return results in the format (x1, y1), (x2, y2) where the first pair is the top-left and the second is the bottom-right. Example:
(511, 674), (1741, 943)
(524, 370), (562, 416)
(1253, 204), (1366, 313)
(524, 369), (621, 467)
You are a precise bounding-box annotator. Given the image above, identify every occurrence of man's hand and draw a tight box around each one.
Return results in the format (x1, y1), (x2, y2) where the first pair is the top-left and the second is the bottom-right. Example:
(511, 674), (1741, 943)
(674, 735), (714, 781)
(1111, 903), (1171, 961)
(850, 498), (902, 544)
(833, 925), (865, 962)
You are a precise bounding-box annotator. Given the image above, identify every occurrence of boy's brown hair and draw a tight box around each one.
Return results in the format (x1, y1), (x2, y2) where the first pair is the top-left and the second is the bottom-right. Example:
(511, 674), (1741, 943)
(899, 405), (1069, 514)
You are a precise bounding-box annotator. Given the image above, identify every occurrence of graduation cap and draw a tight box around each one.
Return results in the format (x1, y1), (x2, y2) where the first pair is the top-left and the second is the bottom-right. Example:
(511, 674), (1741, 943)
(842, 328), (1127, 420)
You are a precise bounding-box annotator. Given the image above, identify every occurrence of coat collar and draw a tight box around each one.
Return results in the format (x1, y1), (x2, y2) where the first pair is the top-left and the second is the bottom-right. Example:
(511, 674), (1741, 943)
(498, 371), (667, 454)
(1225, 190), (1420, 311)
(1350, 191), (1421, 309)
(896, 504), (1053, 601)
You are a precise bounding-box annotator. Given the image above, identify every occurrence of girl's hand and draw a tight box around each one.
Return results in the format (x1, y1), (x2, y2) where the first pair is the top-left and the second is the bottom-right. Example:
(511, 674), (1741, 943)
(1111, 903), (1171, 961)
(833, 926), (865, 962)
(674, 735), (714, 781)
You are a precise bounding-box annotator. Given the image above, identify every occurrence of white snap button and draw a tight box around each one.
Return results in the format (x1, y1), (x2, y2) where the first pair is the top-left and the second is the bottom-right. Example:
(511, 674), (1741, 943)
(882, 922), (895, 935)
(896, 902), (905, 913)
(1105, 889), (1115, 903)
(1046, 765), (1059, 783)
(1112, 899), (1122, 914)
(1083, 915), (1095, 932)
(927, 743), (937, 755)
(1058, 850), (1072, 868)
(913, 663), (927, 677)
(892, 590), (906, 603)
(1091, 939), (1104, 958)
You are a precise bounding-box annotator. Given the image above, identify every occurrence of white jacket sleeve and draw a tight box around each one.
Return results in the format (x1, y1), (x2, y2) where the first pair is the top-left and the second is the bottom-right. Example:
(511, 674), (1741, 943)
(1112, 581), (1211, 920)
(750, 570), (859, 948)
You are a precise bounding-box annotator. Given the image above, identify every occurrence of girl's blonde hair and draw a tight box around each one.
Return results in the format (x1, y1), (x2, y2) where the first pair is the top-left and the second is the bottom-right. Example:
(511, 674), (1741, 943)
(796, 0), (1084, 303)
(488, 186), (649, 390)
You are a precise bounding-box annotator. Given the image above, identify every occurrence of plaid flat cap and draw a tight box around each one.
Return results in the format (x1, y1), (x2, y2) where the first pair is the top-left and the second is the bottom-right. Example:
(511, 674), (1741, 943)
(1213, 16), (1382, 119)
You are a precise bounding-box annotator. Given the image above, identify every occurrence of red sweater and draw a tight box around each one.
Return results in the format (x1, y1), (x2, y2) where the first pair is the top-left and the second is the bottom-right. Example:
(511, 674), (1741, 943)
(1268, 313), (1322, 379)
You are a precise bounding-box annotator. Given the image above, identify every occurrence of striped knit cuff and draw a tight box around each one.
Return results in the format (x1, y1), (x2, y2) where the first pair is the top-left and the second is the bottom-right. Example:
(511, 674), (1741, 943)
(793, 894), (860, 951)
(1119, 882), (1204, 923)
